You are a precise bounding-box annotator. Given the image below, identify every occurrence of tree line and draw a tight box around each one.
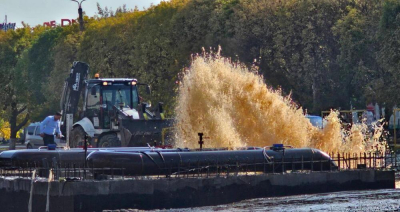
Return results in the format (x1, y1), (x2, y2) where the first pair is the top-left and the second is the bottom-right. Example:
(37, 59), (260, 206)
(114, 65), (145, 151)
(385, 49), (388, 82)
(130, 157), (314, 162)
(0, 0), (399, 142)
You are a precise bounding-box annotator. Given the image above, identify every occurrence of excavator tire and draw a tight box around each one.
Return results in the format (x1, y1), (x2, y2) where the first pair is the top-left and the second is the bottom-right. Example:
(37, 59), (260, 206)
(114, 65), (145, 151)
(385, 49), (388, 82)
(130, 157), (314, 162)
(70, 126), (86, 148)
(98, 134), (121, 147)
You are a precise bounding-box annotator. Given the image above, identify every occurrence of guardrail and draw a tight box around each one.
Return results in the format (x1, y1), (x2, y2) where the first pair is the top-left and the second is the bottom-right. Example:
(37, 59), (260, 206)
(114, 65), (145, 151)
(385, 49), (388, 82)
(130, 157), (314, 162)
(0, 151), (398, 181)
(329, 151), (398, 170)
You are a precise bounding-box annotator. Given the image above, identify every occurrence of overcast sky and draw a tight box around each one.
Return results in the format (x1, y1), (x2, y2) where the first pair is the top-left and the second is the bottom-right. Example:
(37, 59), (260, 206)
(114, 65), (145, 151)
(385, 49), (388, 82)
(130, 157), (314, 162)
(0, 0), (162, 28)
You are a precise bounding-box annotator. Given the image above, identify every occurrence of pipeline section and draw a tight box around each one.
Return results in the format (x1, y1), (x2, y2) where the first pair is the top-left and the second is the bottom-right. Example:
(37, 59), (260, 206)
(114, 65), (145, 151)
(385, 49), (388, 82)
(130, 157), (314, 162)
(87, 148), (336, 176)
(0, 147), (337, 175)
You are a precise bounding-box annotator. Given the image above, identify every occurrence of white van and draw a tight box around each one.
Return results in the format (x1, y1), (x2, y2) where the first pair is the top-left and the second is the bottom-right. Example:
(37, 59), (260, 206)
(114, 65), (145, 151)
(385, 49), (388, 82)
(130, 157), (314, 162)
(24, 122), (66, 149)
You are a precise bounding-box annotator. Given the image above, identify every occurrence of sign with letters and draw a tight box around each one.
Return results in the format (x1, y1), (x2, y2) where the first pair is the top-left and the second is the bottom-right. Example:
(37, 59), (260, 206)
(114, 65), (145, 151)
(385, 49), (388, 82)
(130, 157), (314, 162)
(0, 23), (16, 31)
(43, 19), (77, 27)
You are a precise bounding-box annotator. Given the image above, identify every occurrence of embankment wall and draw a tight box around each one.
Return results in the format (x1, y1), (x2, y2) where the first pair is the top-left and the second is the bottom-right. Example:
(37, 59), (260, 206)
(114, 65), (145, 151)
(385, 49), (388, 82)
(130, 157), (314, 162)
(0, 170), (394, 212)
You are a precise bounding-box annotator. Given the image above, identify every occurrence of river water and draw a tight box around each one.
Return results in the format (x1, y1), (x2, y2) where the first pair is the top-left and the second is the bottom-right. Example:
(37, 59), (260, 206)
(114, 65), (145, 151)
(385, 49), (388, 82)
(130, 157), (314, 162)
(149, 178), (400, 212)
(167, 189), (400, 211)
(112, 180), (400, 212)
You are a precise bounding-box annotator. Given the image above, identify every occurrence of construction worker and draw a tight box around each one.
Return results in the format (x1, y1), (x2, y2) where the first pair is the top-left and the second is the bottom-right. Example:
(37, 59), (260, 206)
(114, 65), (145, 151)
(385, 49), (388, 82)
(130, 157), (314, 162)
(40, 112), (63, 146)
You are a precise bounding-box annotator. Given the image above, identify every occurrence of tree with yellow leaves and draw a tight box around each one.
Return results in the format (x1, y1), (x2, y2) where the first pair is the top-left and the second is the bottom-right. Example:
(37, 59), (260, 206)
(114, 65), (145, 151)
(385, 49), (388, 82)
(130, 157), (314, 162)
(0, 119), (11, 140)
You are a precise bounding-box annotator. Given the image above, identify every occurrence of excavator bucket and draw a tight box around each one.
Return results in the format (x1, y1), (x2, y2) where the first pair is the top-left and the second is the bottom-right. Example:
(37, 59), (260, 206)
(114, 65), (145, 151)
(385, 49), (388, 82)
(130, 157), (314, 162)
(119, 119), (174, 147)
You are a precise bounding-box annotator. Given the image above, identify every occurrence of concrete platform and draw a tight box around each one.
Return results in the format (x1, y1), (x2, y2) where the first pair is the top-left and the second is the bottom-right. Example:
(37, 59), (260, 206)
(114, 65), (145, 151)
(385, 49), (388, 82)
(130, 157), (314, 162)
(0, 170), (395, 212)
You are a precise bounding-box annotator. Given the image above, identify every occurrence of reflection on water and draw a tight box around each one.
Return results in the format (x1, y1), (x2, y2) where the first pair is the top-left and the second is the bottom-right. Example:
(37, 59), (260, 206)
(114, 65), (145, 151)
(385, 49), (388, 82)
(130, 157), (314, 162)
(162, 187), (400, 212)
(115, 178), (399, 212)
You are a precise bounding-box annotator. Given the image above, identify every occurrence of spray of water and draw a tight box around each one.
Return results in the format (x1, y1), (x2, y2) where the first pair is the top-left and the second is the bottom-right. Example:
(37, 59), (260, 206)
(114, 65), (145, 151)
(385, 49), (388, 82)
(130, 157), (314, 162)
(174, 51), (383, 153)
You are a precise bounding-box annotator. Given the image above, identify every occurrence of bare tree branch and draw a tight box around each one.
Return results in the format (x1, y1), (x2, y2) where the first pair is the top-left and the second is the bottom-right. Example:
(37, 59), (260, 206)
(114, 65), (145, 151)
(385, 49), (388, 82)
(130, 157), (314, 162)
(16, 113), (30, 131)
(17, 106), (27, 115)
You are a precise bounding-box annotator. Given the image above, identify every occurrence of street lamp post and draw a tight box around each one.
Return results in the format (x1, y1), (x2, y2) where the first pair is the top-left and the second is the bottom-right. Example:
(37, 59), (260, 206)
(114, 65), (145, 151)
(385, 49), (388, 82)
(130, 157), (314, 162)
(71, 0), (86, 32)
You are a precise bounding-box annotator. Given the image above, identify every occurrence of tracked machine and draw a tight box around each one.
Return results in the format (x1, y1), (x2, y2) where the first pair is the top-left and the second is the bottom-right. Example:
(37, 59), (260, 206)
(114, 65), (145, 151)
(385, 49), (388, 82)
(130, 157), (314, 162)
(60, 61), (172, 148)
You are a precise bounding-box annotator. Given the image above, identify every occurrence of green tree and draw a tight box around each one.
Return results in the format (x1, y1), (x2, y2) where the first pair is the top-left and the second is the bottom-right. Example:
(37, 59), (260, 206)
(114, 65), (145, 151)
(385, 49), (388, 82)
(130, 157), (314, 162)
(2, 0), (399, 128)
(375, 0), (400, 110)
(0, 27), (35, 149)
(26, 27), (65, 120)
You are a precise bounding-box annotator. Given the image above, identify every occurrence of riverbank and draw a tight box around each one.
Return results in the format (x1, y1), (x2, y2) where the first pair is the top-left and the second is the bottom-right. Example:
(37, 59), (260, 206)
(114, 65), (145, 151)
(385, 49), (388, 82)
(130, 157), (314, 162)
(114, 176), (400, 212)
(0, 169), (393, 212)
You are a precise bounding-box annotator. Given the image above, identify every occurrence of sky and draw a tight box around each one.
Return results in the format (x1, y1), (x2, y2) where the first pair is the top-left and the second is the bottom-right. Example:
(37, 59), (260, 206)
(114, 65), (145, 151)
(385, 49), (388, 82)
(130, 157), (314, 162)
(0, 0), (162, 28)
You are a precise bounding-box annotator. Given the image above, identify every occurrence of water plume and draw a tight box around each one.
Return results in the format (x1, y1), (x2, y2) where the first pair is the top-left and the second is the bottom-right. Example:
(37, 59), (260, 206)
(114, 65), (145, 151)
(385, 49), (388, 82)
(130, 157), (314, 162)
(174, 51), (383, 153)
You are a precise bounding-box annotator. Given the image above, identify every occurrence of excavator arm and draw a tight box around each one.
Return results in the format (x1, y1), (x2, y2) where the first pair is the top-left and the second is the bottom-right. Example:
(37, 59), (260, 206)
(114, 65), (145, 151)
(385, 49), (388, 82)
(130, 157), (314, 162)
(60, 61), (90, 139)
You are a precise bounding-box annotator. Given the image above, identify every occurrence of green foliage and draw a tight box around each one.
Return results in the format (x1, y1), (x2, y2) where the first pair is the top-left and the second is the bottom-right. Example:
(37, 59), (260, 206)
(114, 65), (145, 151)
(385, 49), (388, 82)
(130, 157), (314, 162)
(375, 0), (400, 110)
(0, 27), (36, 139)
(380, 0), (400, 30)
(1, 0), (400, 125)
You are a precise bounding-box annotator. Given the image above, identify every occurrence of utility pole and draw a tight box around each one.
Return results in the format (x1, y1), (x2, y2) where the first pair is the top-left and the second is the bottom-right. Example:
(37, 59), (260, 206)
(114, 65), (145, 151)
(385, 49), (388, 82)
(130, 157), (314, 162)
(71, 0), (86, 32)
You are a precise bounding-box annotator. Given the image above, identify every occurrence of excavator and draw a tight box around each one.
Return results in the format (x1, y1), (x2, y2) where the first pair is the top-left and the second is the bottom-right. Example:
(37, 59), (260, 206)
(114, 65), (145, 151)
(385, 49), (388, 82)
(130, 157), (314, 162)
(59, 61), (172, 148)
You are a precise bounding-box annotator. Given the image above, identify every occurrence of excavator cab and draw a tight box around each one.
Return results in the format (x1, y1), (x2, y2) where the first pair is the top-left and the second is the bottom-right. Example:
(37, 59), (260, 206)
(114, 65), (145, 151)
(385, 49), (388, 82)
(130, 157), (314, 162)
(85, 79), (140, 129)
(61, 61), (171, 148)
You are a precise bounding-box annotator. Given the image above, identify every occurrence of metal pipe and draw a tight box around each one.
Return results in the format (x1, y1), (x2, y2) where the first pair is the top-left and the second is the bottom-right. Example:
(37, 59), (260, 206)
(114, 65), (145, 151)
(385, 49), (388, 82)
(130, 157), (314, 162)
(0, 147), (190, 168)
(87, 148), (337, 176)
(0, 147), (337, 177)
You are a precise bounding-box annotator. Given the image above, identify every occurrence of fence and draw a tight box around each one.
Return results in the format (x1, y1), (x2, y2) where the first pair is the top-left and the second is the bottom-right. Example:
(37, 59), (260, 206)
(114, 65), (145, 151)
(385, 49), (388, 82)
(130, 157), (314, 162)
(329, 151), (398, 170)
(0, 151), (398, 181)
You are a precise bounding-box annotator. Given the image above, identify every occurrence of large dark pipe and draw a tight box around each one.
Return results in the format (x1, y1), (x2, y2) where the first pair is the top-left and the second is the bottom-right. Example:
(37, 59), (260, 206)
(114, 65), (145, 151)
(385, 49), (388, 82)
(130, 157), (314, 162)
(0, 147), (190, 168)
(0, 147), (337, 175)
(87, 148), (337, 176)
(0, 147), (262, 168)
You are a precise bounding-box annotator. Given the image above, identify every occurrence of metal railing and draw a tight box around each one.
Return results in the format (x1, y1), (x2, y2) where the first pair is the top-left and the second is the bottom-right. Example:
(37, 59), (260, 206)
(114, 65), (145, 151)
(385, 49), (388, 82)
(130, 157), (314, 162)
(0, 151), (398, 181)
(328, 151), (398, 170)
